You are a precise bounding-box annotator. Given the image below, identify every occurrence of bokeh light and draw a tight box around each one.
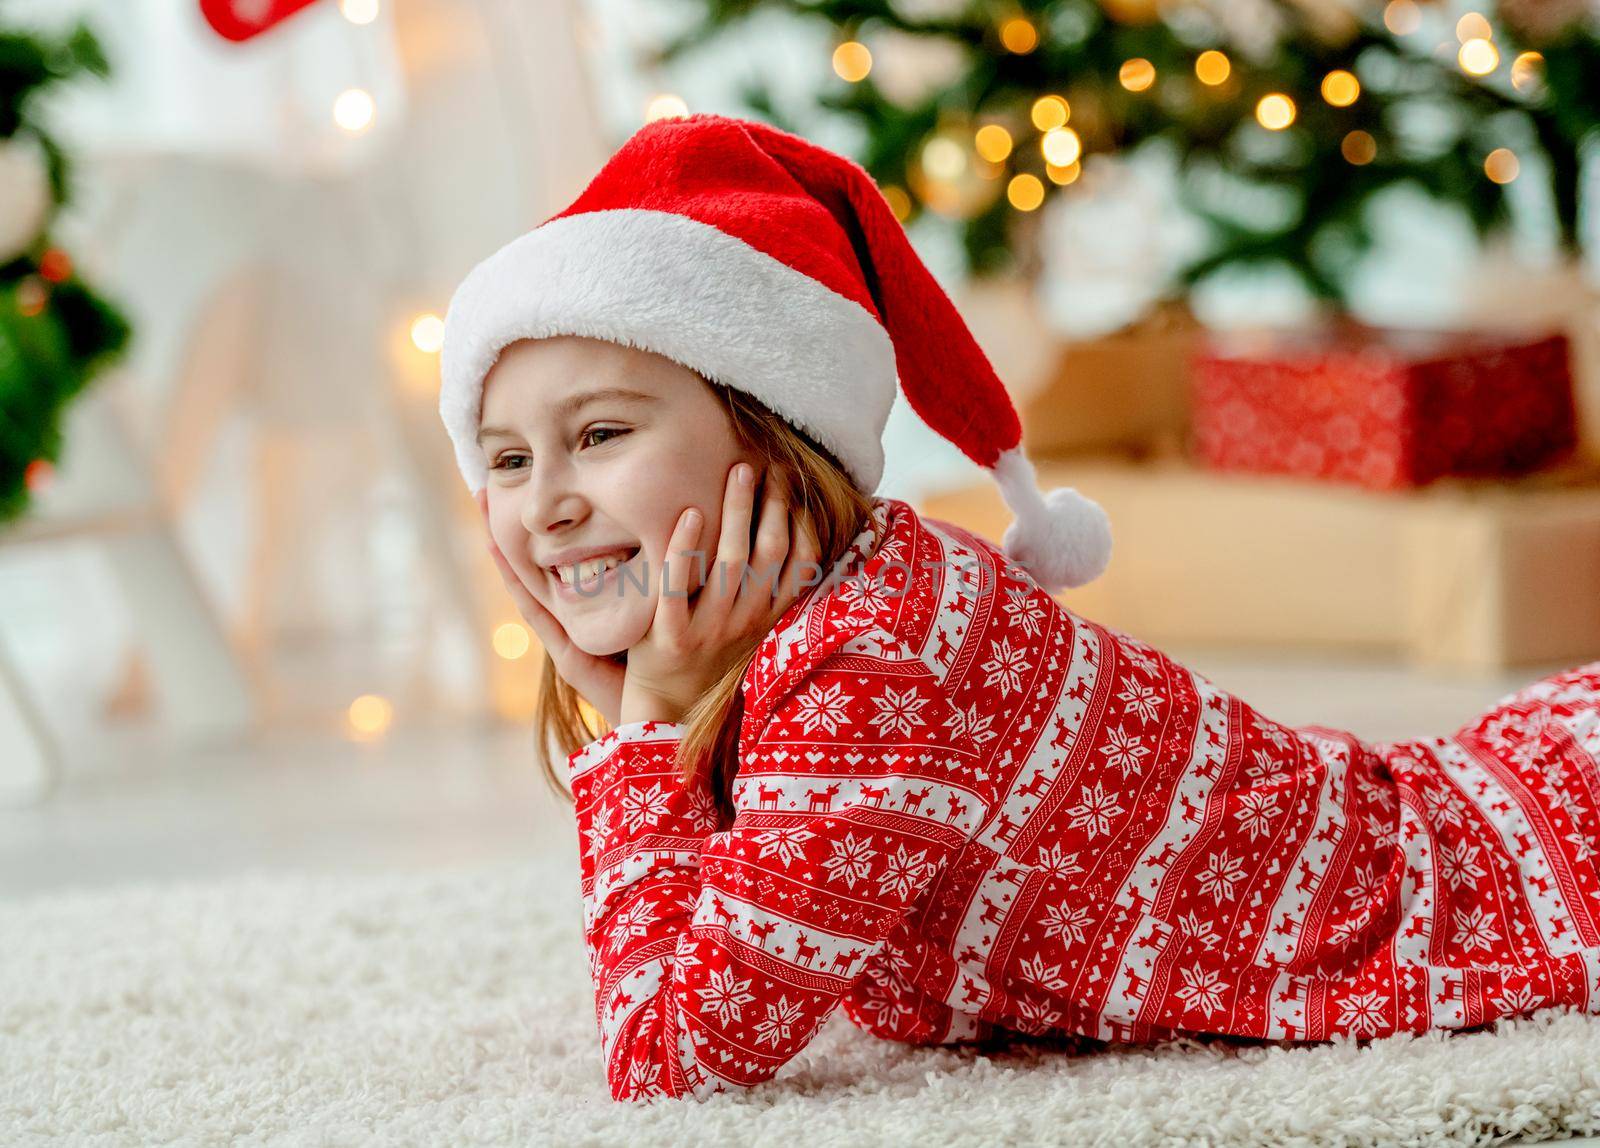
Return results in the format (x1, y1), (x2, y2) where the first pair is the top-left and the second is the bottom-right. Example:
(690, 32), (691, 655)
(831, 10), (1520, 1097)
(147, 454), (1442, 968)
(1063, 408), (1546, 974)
(644, 93), (689, 122)
(1119, 58), (1156, 92)
(346, 694), (393, 738)
(1000, 17), (1038, 53)
(1456, 12), (1493, 42)
(492, 622), (532, 660)
(339, 0), (379, 23)
(832, 41), (872, 82)
(410, 313), (444, 353)
(1384, 0), (1421, 34)
(1511, 51), (1544, 92)
(333, 88), (375, 132)
(1321, 70), (1360, 107)
(881, 184), (912, 220)
(1459, 38), (1499, 76)
(1484, 147), (1519, 184)
(1041, 127), (1082, 167)
(1007, 173), (1045, 210)
(1195, 50), (1231, 86)
(1031, 95), (1070, 130)
(1046, 160), (1081, 185)
(1256, 94), (1296, 130)
(974, 123), (1014, 163)
(1342, 130), (1377, 165)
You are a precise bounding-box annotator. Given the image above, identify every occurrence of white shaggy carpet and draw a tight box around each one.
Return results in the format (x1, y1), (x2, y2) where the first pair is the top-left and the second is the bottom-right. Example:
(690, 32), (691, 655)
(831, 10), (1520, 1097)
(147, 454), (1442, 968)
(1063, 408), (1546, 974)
(6, 853), (1600, 1148)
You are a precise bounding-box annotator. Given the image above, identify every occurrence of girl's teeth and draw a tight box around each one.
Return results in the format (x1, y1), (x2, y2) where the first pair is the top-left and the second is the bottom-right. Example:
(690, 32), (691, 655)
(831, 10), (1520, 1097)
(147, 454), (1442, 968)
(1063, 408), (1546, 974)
(559, 554), (626, 586)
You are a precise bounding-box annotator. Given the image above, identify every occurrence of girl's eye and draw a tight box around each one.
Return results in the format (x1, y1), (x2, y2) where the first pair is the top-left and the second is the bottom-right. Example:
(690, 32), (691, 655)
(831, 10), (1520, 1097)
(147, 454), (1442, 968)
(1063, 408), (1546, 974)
(489, 428), (624, 471)
(581, 426), (627, 448)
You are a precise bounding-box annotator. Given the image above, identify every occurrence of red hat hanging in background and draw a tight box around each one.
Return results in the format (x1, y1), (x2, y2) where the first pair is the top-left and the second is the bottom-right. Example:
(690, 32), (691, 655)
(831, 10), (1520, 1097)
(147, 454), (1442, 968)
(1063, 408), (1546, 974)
(200, 0), (321, 42)
(439, 113), (1113, 592)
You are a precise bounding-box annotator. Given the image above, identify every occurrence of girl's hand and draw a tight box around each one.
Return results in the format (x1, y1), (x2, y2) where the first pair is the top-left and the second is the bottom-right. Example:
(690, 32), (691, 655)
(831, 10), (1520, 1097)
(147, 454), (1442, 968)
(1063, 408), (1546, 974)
(474, 488), (627, 728)
(619, 462), (820, 726)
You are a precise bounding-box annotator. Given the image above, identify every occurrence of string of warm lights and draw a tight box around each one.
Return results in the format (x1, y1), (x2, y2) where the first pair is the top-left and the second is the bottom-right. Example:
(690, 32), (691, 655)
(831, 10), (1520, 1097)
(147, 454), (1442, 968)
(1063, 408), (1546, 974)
(637, 2), (1545, 237)
(1380, 3), (1545, 180)
(330, 0), (382, 135)
(650, 0), (1590, 299)
(333, 0), (393, 736)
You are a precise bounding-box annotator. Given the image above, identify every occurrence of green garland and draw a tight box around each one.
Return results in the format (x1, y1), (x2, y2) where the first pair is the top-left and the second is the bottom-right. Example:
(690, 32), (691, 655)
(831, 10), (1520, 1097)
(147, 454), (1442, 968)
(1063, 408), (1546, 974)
(655, 0), (1600, 303)
(0, 18), (131, 525)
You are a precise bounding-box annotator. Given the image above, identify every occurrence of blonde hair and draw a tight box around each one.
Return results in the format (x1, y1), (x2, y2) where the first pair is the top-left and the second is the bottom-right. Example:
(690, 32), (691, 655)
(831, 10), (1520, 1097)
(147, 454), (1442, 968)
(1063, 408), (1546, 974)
(532, 378), (886, 826)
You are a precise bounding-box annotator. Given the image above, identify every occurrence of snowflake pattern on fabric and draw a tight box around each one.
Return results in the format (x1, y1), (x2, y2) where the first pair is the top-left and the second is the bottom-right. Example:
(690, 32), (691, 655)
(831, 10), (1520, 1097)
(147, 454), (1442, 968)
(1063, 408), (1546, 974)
(566, 496), (1600, 1100)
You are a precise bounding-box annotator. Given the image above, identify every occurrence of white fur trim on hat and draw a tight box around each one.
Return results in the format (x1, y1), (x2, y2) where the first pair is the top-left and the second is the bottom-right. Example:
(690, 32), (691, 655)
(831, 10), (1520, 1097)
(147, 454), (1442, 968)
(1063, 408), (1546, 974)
(993, 446), (1113, 592)
(439, 208), (898, 494)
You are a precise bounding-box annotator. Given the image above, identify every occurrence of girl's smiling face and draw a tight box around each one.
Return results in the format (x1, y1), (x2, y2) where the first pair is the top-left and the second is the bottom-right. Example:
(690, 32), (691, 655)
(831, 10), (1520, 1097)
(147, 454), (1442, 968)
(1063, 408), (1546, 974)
(477, 334), (757, 657)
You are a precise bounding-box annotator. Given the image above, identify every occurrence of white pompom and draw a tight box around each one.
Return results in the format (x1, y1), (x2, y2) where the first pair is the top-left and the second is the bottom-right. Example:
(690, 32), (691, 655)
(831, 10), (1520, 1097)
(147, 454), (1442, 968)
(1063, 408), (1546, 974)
(992, 447), (1113, 593)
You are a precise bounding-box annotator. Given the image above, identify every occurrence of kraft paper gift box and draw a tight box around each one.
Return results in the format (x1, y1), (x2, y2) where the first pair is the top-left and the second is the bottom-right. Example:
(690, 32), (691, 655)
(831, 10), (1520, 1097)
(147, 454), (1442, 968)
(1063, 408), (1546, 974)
(918, 453), (1600, 673)
(1015, 301), (1198, 457)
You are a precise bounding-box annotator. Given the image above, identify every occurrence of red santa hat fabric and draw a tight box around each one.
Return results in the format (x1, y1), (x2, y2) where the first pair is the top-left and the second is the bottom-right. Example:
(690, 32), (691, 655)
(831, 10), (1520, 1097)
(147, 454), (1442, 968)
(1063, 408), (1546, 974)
(439, 113), (1111, 591)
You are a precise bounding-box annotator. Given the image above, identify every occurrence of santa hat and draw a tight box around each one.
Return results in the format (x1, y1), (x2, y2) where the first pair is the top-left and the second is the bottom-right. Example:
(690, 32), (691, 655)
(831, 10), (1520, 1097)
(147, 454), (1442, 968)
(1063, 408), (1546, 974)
(438, 113), (1111, 592)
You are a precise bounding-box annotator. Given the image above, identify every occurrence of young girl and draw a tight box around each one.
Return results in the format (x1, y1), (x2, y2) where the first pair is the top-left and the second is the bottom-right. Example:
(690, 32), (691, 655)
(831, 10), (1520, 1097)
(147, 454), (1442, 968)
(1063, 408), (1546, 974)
(439, 113), (1600, 1101)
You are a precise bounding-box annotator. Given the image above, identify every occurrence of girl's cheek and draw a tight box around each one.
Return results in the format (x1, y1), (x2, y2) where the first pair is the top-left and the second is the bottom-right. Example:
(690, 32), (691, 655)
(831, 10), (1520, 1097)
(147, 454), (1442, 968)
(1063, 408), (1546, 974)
(525, 569), (550, 607)
(524, 557), (556, 605)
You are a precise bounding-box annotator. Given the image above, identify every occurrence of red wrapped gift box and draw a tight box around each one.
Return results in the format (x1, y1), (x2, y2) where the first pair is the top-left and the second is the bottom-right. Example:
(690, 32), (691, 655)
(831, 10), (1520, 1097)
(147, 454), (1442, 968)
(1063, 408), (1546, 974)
(1189, 326), (1579, 490)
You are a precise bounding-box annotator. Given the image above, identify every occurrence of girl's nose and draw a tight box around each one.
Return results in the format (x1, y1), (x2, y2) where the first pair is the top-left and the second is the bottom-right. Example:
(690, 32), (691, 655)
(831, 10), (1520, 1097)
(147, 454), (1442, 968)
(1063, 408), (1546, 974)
(519, 459), (587, 536)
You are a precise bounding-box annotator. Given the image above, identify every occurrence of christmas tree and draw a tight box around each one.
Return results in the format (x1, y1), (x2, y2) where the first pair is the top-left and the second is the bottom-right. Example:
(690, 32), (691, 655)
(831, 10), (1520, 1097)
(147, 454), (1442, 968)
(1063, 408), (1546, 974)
(652, 0), (1600, 304)
(0, 18), (132, 525)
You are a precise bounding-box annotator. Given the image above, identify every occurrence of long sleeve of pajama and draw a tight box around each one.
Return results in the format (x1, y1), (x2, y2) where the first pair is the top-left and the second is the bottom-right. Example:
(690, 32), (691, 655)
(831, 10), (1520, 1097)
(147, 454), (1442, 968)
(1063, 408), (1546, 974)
(566, 495), (1600, 1101)
(568, 621), (987, 1099)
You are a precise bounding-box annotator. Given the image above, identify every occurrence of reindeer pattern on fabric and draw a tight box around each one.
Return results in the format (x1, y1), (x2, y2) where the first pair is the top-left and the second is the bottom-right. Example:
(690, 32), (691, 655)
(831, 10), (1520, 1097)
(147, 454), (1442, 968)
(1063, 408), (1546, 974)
(567, 495), (1600, 1100)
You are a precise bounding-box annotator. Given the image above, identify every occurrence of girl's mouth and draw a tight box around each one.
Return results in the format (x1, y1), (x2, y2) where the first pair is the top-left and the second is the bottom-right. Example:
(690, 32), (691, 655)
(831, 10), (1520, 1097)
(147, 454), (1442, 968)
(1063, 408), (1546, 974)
(551, 547), (642, 600)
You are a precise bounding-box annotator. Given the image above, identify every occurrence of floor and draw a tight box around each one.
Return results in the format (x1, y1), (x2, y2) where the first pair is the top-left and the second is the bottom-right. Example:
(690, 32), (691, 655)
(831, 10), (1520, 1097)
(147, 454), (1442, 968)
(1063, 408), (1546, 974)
(6, 642), (1600, 1145)
(2, 642), (1586, 898)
